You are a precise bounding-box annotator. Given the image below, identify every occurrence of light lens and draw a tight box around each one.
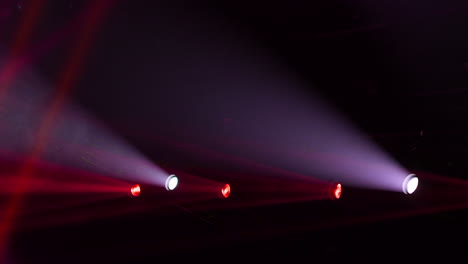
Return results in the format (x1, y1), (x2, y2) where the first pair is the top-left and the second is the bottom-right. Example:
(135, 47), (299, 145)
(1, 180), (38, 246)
(165, 174), (178, 191)
(130, 184), (141, 197)
(334, 183), (342, 199)
(403, 174), (418, 194)
(220, 183), (231, 198)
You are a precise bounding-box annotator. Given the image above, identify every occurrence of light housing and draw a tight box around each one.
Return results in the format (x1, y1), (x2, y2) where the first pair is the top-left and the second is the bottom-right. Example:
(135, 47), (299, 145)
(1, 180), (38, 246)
(333, 183), (342, 199)
(402, 174), (418, 194)
(334, 183), (342, 199)
(329, 182), (342, 200)
(219, 183), (231, 199)
(130, 184), (141, 197)
(165, 174), (179, 191)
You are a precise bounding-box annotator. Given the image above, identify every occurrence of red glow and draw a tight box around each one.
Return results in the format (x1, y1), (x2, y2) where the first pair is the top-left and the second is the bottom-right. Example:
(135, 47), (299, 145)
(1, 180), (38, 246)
(130, 184), (141, 197)
(220, 184), (231, 198)
(334, 183), (342, 199)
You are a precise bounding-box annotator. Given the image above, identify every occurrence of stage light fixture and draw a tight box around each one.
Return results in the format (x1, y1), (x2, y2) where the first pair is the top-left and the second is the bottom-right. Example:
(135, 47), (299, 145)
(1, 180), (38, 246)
(402, 174), (418, 194)
(130, 184), (141, 197)
(165, 174), (178, 191)
(329, 182), (342, 200)
(334, 183), (342, 199)
(219, 183), (231, 199)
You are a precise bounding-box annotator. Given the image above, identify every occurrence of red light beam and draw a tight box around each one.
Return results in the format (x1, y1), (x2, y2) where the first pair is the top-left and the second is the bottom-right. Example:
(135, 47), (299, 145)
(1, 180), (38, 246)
(0, 0), (114, 256)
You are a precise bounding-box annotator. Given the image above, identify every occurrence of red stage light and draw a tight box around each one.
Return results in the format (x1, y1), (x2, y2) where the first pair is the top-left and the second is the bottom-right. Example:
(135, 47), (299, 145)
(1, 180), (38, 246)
(334, 183), (342, 199)
(130, 184), (141, 197)
(220, 183), (231, 198)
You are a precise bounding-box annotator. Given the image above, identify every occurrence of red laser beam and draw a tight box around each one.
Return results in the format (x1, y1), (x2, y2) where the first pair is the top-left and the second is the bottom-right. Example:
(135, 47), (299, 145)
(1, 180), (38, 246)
(0, 0), (46, 102)
(0, 1), (48, 257)
(0, 0), (114, 256)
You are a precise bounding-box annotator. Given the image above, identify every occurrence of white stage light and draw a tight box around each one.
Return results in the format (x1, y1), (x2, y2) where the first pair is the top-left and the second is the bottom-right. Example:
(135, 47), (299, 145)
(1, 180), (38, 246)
(402, 174), (418, 194)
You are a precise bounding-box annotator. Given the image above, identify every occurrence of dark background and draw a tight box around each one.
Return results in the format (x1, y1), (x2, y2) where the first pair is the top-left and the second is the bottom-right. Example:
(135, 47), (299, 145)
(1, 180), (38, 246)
(3, 0), (468, 262)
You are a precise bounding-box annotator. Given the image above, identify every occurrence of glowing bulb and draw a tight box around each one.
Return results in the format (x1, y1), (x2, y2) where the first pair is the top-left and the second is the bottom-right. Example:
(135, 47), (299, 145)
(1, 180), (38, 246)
(329, 182), (342, 200)
(220, 183), (231, 198)
(334, 183), (342, 199)
(165, 174), (178, 191)
(130, 184), (141, 197)
(403, 174), (418, 194)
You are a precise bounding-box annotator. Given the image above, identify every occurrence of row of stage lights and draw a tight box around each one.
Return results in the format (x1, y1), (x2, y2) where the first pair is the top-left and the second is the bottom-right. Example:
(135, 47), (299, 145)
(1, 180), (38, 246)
(129, 174), (232, 199)
(128, 173), (418, 200)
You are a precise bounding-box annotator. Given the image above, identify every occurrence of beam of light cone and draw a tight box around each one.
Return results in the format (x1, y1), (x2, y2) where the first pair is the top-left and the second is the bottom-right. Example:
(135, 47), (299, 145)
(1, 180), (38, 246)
(0, 62), (169, 187)
(0, 150), (140, 195)
(89, 8), (411, 192)
(0, 1), (115, 257)
(165, 174), (178, 191)
(0, 86), (170, 185)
